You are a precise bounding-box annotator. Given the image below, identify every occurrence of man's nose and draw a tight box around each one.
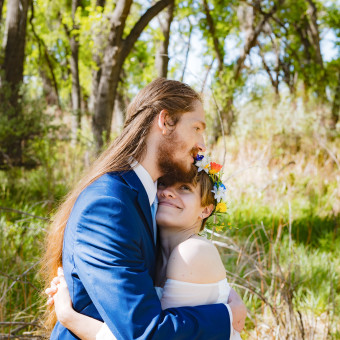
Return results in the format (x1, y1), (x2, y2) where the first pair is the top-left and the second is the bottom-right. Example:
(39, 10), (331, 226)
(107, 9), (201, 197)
(197, 137), (206, 153)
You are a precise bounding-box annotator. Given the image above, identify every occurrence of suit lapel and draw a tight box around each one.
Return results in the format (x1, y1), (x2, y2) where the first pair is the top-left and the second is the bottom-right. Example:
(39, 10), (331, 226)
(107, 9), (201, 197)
(120, 170), (154, 244)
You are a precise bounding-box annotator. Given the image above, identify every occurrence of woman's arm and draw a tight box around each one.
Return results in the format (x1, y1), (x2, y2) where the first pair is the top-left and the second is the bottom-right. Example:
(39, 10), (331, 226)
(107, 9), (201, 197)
(46, 269), (106, 340)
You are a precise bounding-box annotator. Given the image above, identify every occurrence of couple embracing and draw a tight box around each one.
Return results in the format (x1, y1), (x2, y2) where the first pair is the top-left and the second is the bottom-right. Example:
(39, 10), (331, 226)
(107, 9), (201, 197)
(44, 78), (247, 339)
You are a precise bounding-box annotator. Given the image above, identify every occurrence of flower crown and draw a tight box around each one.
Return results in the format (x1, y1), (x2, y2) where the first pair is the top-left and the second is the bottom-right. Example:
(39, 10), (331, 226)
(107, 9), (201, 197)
(194, 155), (231, 232)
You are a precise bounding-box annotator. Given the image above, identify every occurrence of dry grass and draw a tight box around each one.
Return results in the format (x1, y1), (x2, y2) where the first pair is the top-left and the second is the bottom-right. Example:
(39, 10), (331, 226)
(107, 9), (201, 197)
(205, 99), (340, 339)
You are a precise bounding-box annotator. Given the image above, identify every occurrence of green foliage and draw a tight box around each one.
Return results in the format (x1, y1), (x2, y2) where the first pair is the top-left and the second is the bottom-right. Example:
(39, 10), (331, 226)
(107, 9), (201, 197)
(0, 81), (57, 168)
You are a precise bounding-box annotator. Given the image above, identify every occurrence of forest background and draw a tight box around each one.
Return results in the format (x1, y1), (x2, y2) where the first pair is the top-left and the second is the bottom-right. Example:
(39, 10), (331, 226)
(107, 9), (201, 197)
(0, 0), (339, 339)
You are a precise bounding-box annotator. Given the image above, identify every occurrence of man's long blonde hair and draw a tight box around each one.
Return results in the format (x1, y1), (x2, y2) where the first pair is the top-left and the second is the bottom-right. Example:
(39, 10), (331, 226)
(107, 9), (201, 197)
(41, 78), (202, 329)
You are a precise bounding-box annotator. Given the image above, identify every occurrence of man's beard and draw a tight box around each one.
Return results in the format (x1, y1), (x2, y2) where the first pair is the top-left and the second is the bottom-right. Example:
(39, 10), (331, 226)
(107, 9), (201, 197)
(157, 132), (199, 185)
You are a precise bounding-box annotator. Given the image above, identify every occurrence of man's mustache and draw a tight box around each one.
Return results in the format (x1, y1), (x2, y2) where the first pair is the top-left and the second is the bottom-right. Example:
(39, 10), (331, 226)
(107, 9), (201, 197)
(190, 147), (200, 158)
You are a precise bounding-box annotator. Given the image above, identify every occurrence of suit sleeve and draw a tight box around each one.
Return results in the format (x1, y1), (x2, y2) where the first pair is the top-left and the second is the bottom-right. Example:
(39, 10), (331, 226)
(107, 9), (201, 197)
(73, 195), (231, 340)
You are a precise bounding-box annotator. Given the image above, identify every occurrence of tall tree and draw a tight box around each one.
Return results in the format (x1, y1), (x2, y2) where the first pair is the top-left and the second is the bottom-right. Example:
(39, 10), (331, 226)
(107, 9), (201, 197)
(92, 0), (172, 151)
(155, 0), (174, 78)
(1, 0), (31, 107)
(0, 0), (31, 164)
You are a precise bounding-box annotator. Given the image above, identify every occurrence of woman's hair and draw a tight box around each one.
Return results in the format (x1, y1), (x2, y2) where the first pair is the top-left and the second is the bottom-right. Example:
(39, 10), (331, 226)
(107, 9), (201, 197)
(42, 78), (202, 329)
(194, 171), (215, 231)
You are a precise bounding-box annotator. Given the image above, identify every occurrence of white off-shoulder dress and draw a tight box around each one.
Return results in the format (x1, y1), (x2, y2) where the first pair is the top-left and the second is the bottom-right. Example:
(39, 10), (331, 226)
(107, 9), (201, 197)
(96, 278), (241, 340)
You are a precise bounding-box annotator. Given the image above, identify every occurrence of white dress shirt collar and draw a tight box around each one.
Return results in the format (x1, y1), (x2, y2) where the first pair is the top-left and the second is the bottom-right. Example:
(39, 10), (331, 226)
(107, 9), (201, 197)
(131, 160), (157, 206)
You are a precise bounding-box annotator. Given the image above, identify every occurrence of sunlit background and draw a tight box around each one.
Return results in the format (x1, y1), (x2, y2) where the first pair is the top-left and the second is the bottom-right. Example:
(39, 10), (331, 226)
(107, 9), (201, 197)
(0, 0), (339, 338)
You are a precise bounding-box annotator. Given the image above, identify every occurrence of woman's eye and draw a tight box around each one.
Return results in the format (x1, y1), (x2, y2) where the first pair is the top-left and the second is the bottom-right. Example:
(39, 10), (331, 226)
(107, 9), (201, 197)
(180, 185), (191, 191)
(195, 127), (200, 131)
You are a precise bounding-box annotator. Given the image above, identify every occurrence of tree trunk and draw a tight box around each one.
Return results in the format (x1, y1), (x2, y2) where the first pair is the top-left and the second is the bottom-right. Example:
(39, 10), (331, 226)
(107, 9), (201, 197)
(92, 0), (172, 151)
(330, 72), (340, 129)
(112, 85), (127, 135)
(92, 0), (133, 150)
(0, 0), (4, 23)
(155, 0), (174, 78)
(96, 0), (106, 8)
(2, 0), (30, 108)
(202, 0), (224, 73)
(0, 0), (31, 166)
(88, 0), (106, 114)
(40, 68), (59, 106)
(306, 0), (323, 67)
(69, 0), (82, 145)
(306, 0), (325, 99)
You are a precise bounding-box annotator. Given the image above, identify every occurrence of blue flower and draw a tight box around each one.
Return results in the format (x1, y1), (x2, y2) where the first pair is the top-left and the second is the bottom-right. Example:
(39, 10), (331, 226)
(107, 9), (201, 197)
(194, 154), (204, 161)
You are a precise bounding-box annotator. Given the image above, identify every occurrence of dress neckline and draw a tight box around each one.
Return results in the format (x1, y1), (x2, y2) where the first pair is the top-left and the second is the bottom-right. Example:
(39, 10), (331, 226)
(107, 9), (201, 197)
(164, 278), (228, 286)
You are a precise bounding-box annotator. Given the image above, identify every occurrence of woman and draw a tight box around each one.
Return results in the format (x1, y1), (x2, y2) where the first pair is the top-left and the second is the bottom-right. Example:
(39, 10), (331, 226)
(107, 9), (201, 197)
(46, 163), (246, 340)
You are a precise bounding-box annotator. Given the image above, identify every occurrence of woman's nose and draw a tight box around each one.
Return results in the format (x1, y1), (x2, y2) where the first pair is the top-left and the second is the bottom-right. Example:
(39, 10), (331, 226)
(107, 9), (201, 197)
(161, 187), (176, 198)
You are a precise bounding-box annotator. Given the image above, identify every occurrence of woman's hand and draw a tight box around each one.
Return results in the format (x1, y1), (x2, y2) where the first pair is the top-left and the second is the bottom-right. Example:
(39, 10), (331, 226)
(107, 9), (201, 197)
(228, 288), (247, 333)
(45, 268), (75, 328)
(45, 268), (105, 340)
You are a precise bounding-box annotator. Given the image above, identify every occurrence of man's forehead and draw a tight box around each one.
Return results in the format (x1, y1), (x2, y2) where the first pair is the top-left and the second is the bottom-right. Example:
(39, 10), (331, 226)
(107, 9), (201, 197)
(183, 109), (206, 125)
(188, 116), (206, 128)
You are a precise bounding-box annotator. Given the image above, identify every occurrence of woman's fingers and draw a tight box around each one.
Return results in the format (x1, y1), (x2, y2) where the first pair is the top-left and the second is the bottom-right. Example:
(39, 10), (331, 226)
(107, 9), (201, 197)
(58, 268), (68, 288)
(45, 268), (67, 306)
(45, 273), (62, 300)
(47, 297), (54, 306)
(45, 286), (57, 295)
(57, 267), (64, 277)
(52, 276), (60, 285)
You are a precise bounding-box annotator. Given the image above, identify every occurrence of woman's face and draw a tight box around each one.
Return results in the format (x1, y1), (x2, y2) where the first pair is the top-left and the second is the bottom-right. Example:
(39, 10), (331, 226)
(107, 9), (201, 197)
(156, 181), (208, 230)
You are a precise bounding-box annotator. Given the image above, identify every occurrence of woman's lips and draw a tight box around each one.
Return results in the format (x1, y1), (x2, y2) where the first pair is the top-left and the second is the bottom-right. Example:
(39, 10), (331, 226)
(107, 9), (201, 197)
(158, 201), (181, 209)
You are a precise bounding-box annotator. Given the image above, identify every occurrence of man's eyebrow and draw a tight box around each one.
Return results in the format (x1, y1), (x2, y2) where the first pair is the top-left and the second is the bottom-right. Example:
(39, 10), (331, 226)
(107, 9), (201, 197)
(199, 120), (206, 129)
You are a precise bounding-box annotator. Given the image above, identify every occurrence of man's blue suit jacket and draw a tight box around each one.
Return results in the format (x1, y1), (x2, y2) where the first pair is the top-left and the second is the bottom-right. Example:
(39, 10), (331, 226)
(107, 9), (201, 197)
(50, 170), (231, 339)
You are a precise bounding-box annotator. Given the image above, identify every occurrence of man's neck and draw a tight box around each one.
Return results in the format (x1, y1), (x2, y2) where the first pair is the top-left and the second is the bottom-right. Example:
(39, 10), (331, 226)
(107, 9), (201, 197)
(139, 139), (162, 182)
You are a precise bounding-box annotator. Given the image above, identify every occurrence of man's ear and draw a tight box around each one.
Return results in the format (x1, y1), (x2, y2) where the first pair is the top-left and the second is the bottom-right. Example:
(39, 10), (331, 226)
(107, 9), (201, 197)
(200, 204), (214, 219)
(158, 109), (169, 135)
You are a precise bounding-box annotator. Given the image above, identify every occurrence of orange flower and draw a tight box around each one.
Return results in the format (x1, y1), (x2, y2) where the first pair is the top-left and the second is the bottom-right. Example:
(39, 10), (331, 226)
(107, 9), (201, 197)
(209, 162), (222, 174)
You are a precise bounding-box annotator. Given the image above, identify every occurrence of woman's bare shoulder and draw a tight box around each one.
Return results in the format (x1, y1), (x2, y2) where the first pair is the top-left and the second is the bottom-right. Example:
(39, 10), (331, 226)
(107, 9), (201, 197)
(166, 235), (226, 284)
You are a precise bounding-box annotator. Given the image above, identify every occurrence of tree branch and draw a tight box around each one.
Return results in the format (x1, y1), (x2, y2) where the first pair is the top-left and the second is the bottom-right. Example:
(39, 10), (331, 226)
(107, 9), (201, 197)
(0, 206), (48, 220)
(202, 0), (224, 73)
(121, 0), (172, 62)
(234, 0), (285, 80)
(29, 1), (61, 108)
(180, 16), (193, 82)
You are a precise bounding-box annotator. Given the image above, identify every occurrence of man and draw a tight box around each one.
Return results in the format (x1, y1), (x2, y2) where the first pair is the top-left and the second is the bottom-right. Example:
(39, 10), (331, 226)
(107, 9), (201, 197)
(46, 78), (238, 339)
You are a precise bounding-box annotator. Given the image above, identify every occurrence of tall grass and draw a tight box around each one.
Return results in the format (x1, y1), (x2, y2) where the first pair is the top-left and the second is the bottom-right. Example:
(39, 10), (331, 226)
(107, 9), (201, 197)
(0, 98), (339, 338)
(208, 97), (340, 339)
